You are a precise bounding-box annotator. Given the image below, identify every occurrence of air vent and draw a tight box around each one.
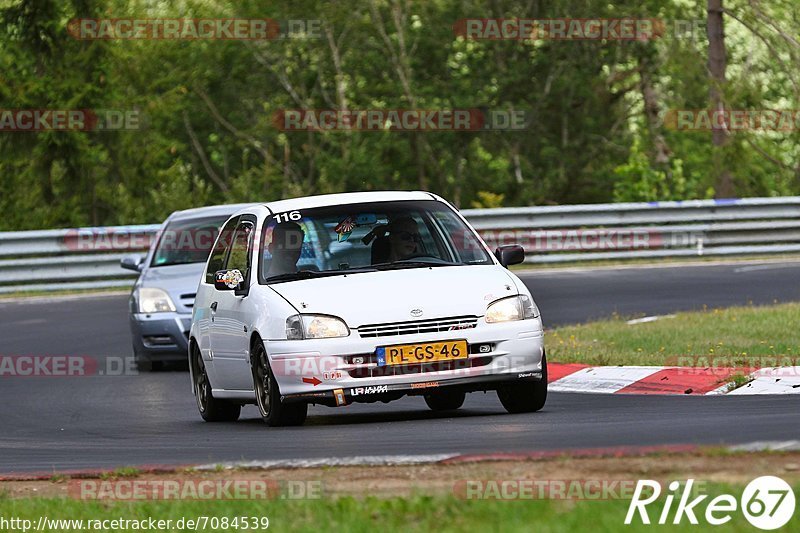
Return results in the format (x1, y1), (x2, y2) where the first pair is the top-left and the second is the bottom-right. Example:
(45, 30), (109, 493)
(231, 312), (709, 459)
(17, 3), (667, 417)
(357, 316), (478, 338)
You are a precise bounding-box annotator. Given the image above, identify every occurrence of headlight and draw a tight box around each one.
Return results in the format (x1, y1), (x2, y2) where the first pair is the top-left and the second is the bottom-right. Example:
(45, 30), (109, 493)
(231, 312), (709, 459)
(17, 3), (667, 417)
(485, 295), (539, 323)
(137, 287), (176, 313)
(286, 314), (350, 340)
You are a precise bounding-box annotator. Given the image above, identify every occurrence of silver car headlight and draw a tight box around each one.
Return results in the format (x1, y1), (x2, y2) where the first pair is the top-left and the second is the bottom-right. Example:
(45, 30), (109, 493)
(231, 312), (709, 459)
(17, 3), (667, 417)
(286, 314), (350, 340)
(137, 287), (176, 313)
(485, 295), (539, 323)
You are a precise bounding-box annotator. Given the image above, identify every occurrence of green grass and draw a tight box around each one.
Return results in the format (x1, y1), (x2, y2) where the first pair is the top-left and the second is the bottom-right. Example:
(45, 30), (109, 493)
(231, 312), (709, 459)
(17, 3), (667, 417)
(100, 467), (142, 480)
(2, 484), (797, 532)
(547, 302), (800, 366)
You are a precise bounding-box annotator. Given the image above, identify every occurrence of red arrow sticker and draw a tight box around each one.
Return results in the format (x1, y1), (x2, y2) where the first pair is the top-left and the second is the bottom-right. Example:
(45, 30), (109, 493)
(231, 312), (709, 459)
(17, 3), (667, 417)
(302, 376), (322, 386)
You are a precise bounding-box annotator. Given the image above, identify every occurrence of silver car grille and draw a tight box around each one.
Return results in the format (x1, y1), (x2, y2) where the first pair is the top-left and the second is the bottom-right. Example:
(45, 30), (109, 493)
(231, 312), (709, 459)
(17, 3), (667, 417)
(357, 316), (478, 338)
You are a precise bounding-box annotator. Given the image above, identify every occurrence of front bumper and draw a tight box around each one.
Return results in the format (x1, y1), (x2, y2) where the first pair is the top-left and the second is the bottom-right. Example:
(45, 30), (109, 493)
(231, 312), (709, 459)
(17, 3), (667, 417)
(266, 318), (545, 405)
(130, 312), (192, 361)
(282, 370), (543, 406)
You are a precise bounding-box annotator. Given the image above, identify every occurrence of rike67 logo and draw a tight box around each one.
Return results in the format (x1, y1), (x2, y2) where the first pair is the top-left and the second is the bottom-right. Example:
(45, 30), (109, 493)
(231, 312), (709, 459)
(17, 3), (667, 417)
(625, 477), (795, 530)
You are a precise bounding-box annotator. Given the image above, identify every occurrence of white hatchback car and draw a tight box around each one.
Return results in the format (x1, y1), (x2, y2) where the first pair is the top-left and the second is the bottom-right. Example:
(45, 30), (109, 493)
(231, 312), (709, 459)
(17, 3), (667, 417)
(189, 191), (546, 426)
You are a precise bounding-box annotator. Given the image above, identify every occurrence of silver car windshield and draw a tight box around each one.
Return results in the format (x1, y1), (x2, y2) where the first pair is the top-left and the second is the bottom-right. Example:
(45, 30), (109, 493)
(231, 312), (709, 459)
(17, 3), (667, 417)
(260, 200), (492, 283)
(151, 215), (229, 267)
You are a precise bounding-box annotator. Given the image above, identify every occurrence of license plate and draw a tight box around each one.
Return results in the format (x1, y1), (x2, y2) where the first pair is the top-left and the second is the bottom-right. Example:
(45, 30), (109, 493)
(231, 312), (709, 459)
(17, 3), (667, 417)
(376, 340), (468, 367)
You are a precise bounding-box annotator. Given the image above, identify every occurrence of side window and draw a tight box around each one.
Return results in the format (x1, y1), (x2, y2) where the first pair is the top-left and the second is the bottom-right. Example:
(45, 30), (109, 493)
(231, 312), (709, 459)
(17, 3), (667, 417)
(261, 219), (315, 272)
(432, 210), (489, 264)
(226, 221), (255, 283)
(205, 217), (239, 284)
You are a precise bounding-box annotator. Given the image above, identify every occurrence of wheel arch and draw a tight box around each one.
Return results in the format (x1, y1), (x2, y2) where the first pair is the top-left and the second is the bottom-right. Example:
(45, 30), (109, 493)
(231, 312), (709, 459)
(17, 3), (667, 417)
(249, 331), (264, 366)
(188, 336), (199, 395)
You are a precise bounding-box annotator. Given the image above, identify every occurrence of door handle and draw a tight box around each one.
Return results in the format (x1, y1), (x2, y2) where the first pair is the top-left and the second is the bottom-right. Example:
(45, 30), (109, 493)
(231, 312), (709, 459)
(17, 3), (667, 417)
(210, 302), (218, 312)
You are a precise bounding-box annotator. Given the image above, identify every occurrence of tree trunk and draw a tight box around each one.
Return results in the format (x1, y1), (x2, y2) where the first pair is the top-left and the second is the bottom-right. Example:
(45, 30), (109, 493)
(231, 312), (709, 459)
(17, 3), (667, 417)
(637, 50), (671, 167)
(707, 0), (735, 198)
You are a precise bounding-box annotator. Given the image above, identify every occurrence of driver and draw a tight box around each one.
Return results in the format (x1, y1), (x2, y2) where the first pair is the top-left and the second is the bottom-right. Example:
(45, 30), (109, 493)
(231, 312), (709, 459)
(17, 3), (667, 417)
(387, 216), (421, 262)
(266, 221), (305, 277)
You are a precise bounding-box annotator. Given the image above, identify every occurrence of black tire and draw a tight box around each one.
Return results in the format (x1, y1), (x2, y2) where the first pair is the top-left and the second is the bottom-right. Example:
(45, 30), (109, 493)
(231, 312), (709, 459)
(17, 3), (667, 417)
(252, 340), (308, 427)
(424, 390), (466, 411)
(191, 343), (241, 422)
(497, 353), (548, 414)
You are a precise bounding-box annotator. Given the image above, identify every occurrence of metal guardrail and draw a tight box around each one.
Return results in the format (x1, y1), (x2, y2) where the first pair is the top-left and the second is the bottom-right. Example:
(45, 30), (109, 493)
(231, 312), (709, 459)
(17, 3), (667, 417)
(1, 196), (799, 293)
(0, 226), (158, 294)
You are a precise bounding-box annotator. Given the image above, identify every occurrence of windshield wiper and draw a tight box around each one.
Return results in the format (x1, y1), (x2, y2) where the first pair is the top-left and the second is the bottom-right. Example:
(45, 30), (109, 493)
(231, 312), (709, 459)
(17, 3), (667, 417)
(266, 267), (376, 283)
(371, 260), (462, 271)
(266, 270), (318, 283)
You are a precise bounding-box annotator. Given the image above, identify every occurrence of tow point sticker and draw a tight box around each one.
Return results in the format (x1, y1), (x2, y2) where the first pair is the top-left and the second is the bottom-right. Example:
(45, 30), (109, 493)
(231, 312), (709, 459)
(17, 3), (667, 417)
(333, 388), (346, 406)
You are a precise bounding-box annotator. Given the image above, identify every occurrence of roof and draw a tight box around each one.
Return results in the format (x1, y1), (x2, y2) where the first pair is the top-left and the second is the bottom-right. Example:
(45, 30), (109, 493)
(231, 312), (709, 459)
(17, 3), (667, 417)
(263, 191), (435, 213)
(169, 203), (261, 221)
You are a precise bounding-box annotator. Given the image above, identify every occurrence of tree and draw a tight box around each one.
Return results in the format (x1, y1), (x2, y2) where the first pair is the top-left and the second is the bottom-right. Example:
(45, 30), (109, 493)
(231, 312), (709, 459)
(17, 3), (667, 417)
(707, 0), (734, 198)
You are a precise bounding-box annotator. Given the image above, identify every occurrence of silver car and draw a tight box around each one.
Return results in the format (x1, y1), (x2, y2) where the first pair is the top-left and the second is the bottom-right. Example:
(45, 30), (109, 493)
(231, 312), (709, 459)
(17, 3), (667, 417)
(122, 204), (256, 370)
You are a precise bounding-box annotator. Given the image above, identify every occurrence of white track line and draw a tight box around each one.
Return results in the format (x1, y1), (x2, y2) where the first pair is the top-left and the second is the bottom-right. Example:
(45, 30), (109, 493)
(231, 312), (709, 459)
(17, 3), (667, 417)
(626, 315), (676, 325)
(194, 454), (460, 471)
(195, 442), (800, 472)
(729, 440), (800, 452)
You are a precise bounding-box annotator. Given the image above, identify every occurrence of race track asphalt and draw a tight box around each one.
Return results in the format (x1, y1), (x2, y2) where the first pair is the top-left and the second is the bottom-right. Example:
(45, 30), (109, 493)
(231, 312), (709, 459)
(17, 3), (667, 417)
(1, 260), (799, 474)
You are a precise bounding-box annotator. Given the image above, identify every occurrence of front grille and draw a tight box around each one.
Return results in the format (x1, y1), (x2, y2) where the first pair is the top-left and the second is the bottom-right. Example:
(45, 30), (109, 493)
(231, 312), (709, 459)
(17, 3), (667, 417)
(357, 316), (479, 338)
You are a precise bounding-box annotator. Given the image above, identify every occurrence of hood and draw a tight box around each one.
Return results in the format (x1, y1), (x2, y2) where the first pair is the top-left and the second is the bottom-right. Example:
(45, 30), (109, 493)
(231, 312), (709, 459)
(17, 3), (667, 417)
(137, 262), (205, 313)
(268, 265), (518, 328)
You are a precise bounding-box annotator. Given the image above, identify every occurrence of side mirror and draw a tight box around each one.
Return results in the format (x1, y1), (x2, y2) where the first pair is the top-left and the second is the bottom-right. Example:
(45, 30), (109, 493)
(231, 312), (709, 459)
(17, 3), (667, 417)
(495, 245), (525, 268)
(120, 254), (144, 272)
(214, 269), (244, 292)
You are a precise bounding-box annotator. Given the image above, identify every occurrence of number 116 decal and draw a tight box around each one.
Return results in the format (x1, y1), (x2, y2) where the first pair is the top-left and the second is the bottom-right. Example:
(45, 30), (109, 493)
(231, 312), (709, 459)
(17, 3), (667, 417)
(274, 210), (301, 223)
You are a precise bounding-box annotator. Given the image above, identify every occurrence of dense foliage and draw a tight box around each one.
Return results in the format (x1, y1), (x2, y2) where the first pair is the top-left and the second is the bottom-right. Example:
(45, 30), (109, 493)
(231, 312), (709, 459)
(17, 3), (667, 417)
(1, 0), (798, 229)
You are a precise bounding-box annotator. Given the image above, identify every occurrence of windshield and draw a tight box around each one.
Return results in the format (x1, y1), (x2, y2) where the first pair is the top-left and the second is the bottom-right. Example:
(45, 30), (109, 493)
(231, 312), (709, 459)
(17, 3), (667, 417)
(151, 215), (229, 267)
(259, 200), (492, 283)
